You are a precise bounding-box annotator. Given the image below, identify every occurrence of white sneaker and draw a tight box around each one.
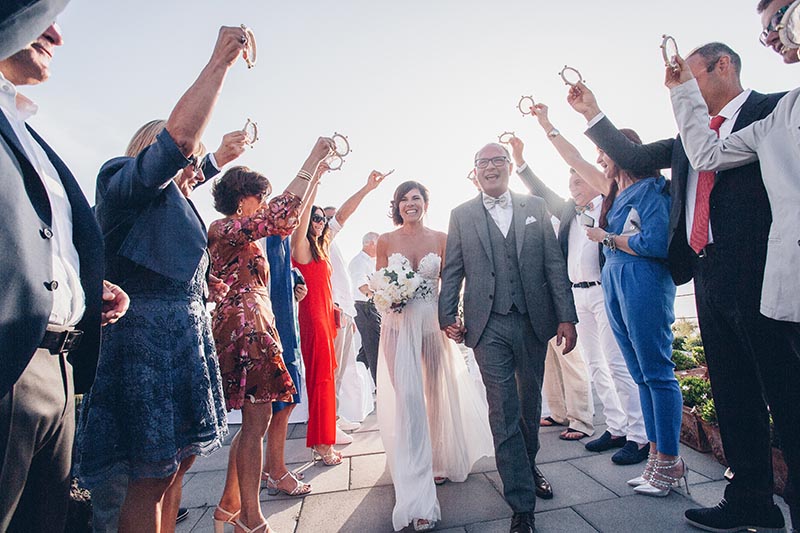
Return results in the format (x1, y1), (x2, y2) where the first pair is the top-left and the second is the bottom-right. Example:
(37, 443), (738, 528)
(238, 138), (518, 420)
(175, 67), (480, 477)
(337, 416), (361, 431)
(335, 426), (354, 445)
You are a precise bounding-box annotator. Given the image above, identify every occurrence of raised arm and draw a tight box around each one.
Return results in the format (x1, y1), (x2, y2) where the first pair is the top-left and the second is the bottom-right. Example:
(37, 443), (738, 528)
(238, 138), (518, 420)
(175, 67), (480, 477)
(508, 136), (570, 215)
(527, 103), (610, 195)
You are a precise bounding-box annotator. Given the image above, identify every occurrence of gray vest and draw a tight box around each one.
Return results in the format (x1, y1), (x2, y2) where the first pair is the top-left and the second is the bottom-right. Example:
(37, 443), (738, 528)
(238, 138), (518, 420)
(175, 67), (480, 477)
(486, 211), (528, 315)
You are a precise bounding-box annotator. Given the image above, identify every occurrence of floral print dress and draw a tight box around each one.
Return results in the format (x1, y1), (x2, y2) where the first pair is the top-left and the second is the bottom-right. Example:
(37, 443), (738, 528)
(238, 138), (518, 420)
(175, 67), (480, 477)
(208, 192), (302, 410)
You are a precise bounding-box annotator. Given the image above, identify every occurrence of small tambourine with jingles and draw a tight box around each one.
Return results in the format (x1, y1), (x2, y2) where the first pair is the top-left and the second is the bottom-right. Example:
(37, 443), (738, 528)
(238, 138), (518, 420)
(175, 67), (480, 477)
(778, 0), (800, 51)
(242, 119), (258, 145)
(660, 34), (679, 71)
(559, 65), (584, 86)
(498, 131), (516, 144)
(517, 95), (535, 116)
(466, 169), (476, 181)
(240, 24), (257, 68)
(324, 132), (351, 170)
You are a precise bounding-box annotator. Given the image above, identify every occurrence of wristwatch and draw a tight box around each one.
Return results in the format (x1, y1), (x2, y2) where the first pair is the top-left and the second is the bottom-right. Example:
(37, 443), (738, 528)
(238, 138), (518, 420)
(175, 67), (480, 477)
(601, 232), (617, 252)
(547, 128), (561, 139)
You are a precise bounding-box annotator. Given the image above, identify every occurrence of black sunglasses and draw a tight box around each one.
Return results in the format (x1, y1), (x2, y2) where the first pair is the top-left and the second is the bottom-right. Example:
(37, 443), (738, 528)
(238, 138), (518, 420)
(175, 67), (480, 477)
(311, 214), (327, 224)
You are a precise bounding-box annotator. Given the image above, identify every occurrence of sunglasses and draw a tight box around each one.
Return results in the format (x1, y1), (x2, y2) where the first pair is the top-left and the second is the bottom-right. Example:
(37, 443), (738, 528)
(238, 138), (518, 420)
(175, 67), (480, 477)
(311, 214), (327, 224)
(760, 3), (792, 46)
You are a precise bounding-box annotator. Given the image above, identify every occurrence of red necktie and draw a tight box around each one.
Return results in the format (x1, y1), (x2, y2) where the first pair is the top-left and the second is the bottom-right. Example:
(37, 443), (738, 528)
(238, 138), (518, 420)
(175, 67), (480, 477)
(689, 115), (726, 254)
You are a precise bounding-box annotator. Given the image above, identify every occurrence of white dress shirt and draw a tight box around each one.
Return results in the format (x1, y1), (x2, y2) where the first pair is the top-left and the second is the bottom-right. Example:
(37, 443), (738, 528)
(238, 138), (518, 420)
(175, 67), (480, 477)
(327, 216), (356, 317)
(482, 190), (513, 237)
(348, 250), (375, 302)
(567, 196), (603, 284)
(671, 79), (800, 322)
(0, 73), (85, 326)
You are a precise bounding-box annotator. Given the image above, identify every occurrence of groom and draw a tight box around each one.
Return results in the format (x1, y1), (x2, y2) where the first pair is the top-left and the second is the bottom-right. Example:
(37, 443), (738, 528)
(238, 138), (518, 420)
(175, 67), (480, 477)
(439, 142), (577, 533)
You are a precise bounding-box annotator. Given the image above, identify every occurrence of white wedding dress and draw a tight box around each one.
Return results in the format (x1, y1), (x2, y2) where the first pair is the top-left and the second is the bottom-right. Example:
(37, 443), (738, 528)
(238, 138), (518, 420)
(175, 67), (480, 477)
(377, 253), (494, 531)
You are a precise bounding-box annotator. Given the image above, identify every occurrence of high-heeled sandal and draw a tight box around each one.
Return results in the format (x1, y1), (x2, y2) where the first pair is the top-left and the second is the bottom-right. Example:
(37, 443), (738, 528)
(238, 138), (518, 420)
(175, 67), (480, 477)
(311, 445), (343, 466)
(627, 451), (657, 486)
(634, 456), (690, 497)
(234, 518), (272, 533)
(261, 469), (304, 487)
(212, 505), (240, 533)
(412, 518), (436, 531)
(265, 470), (312, 497)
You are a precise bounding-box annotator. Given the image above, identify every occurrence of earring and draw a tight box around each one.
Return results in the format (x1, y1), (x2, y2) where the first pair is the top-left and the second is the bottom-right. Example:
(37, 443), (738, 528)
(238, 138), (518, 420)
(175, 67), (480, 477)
(237, 205), (243, 215)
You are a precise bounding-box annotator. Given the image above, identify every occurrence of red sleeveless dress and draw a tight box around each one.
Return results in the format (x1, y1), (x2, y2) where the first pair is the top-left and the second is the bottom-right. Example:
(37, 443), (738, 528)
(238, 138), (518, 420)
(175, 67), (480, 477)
(292, 257), (338, 447)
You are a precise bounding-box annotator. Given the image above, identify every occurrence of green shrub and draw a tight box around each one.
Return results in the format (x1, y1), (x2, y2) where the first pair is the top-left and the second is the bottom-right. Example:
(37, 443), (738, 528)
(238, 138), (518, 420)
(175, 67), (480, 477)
(673, 336), (687, 351)
(672, 349), (698, 371)
(685, 335), (704, 349)
(698, 398), (716, 424)
(690, 346), (706, 366)
(679, 376), (712, 408)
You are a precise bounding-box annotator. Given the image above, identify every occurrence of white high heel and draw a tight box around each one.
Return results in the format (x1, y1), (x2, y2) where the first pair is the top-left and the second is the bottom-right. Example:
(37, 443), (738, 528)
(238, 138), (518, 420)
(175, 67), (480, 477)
(633, 456), (690, 497)
(212, 506), (240, 533)
(235, 518), (272, 533)
(626, 451), (657, 487)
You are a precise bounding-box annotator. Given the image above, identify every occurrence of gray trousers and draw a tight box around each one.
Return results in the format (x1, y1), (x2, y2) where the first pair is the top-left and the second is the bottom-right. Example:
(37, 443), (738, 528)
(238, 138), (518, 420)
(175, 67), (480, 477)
(472, 311), (546, 514)
(0, 348), (74, 532)
(354, 301), (381, 383)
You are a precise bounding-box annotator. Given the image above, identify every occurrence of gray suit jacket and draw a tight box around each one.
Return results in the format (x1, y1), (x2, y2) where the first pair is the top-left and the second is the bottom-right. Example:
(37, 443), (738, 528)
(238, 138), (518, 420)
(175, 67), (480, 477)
(438, 191), (577, 348)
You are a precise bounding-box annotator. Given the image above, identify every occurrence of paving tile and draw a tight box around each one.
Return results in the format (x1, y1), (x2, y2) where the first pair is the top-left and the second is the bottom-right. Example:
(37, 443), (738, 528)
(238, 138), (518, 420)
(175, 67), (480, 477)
(188, 499), (302, 533)
(221, 424), (240, 446)
(435, 475), (512, 529)
(353, 412), (380, 433)
(568, 453), (710, 498)
(678, 445), (726, 482)
(284, 437), (314, 464)
(573, 493), (698, 533)
(290, 423), (308, 441)
(465, 508), (598, 533)
(262, 458), (350, 500)
(536, 428), (597, 464)
(349, 452), (392, 489)
(483, 461), (617, 512)
(190, 444), (231, 473)
(176, 506), (208, 533)
(339, 429), (385, 457)
(295, 484), (396, 533)
(469, 455), (498, 474)
(181, 470), (226, 508)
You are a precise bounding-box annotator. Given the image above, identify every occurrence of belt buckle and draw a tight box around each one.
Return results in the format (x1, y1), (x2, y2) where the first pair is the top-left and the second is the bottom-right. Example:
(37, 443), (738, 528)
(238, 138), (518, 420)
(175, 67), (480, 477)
(58, 330), (83, 353)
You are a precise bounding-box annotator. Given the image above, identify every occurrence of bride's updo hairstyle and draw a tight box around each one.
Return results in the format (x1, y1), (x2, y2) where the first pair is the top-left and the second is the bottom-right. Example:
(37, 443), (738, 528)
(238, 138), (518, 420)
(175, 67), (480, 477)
(390, 180), (429, 226)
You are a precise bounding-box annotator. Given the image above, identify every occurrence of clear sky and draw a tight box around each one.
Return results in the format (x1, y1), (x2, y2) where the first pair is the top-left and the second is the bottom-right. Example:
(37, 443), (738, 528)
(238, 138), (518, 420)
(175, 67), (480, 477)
(22, 0), (796, 320)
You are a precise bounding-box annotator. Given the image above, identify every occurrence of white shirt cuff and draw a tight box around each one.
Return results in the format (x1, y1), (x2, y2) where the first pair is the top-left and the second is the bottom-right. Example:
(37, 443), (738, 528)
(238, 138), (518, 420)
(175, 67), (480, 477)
(207, 152), (220, 170)
(586, 112), (605, 129)
(516, 162), (528, 173)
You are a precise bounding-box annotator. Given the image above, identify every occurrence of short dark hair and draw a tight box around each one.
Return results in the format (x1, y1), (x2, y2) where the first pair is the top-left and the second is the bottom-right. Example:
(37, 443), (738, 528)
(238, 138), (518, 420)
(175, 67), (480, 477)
(688, 42), (742, 77)
(757, 0), (776, 13)
(390, 181), (429, 226)
(212, 166), (272, 216)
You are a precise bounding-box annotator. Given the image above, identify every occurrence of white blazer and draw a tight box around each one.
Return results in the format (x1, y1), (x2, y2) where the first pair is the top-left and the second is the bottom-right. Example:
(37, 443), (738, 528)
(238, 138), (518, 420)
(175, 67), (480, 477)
(671, 79), (800, 323)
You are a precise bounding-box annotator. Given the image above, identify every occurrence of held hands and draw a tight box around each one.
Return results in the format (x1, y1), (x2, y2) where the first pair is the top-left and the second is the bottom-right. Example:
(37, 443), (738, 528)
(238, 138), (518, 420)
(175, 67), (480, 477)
(213, 130), (249, 167)
(101, 280), (130, 326)
(508, 136), (525, 167)
(585, 227), (605, 243)
(664, 54), (694, 89)
(555, 322), (577, 354)
(444, 317), (467, 344)
(210, 26), (251, 69)
(566, 82), (601, 120)
(208, 274), (230, 304)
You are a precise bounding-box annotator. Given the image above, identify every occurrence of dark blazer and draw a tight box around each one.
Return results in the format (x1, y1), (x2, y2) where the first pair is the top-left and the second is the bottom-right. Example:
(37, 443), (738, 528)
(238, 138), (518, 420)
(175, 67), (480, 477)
(439, 192), (577, 348)
(94, 130), (219, 284)
(585, 90), (784, 285)
(516, 164), (604, 272)
(0, 112), (104, 396)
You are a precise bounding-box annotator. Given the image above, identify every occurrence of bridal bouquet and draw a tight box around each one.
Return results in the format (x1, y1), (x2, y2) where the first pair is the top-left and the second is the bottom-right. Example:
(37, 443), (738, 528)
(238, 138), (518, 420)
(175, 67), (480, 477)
(367, 254), (422, 314)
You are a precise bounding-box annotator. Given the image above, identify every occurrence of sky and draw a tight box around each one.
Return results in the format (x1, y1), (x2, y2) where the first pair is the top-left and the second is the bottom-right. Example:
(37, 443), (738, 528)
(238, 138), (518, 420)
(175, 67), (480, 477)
(22, 0), (797, 321)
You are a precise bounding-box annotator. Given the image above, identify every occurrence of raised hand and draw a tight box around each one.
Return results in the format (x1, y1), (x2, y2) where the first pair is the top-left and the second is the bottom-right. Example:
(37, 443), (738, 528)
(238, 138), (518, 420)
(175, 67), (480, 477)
(530, 103), (555, 132)
(365, 169), (394, 191)
(210, 26), (250, 69)
(566, 82), (601, 120)
(213, 130), (249, 167)
(508, 136), (525, 167)
(664, 54), (694, 89)
(311, 137), (335, 165)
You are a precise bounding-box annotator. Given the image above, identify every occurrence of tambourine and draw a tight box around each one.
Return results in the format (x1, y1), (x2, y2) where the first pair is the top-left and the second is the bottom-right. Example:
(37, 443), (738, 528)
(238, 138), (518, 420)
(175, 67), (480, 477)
(498, 131), (516, 144)
(660, 34), (679, 70)
(467, 169), (476, 181)
(241, 25), (257, 68)
(324, 132), (350, 171)
(778, 0), (800, 49)
(243, 119), (258, 145)
(517, 95), (535, 116)
(559, 65), (584, 86)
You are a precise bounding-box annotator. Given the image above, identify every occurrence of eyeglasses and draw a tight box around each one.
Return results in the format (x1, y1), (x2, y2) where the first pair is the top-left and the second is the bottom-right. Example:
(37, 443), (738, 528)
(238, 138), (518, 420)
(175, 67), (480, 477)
(188, 156), (203, 175)
(474, 156), (509, 169)
(760, 3), (792, 46)
(311, 214), (327, 224)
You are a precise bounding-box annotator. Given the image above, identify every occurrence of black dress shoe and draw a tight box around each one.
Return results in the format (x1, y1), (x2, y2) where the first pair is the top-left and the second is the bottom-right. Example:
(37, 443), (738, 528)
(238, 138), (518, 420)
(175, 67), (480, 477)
(584, 430), (626, 452)
(176, 507), (189, 524)
(611, 441), (650, 465)
(510, 511), (535, 533)
(684, 498), (785, 532)
(533, 466), (553, 499)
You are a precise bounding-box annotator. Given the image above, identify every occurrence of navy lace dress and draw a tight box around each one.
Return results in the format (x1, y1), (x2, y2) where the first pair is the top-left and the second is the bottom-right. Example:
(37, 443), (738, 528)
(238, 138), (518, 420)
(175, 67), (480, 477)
(78, 252), (227, 483)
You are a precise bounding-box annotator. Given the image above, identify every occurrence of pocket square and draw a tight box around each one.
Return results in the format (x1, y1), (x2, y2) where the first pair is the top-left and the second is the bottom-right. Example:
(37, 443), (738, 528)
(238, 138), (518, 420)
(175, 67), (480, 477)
(525, 215), (537, 225)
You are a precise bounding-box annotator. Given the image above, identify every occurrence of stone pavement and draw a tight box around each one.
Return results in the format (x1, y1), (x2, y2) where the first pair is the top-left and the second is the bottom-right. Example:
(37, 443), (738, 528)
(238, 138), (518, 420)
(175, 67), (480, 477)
(177, 404), (792, 533)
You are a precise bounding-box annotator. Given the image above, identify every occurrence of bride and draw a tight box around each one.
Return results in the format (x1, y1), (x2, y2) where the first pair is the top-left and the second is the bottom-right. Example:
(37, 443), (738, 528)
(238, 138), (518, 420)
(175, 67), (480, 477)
(373, 181), (494, 532)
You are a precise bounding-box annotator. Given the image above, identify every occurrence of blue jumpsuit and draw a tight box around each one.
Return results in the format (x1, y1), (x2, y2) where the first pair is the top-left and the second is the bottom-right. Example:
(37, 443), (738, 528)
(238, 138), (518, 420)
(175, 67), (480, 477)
(601, 176), (681, 455)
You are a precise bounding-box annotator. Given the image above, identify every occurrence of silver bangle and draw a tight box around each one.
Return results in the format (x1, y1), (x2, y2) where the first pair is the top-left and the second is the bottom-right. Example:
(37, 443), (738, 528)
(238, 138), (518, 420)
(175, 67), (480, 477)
(297, 169), (313, 182)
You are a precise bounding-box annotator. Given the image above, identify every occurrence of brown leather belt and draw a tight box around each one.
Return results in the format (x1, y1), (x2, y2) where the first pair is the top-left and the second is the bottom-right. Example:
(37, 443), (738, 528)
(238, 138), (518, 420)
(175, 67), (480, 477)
(40, 326), (84, 354)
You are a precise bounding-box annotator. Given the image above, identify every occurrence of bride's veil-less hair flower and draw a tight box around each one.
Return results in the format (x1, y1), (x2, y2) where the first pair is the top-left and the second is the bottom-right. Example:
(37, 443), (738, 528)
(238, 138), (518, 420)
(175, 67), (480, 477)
(390, 181), (430, 226)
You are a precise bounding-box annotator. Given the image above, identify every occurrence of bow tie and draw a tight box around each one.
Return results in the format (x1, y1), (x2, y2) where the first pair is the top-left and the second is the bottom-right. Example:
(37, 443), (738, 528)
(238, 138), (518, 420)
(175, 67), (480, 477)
(483, 194), (510, 210)
(575, 202), (593, 215)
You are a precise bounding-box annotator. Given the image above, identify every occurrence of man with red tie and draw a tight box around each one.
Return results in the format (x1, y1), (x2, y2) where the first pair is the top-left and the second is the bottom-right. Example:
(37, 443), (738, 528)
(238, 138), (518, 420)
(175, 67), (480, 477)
(570, 42), (792, 532)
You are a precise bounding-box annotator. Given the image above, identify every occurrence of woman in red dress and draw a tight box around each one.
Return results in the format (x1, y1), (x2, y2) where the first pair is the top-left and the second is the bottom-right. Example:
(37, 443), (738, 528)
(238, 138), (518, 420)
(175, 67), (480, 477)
(291, 176), (343, 466)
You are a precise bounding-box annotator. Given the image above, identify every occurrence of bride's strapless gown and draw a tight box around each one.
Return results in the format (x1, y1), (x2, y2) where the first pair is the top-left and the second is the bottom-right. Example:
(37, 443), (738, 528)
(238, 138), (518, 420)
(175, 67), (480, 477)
(377, 253), (494, 531)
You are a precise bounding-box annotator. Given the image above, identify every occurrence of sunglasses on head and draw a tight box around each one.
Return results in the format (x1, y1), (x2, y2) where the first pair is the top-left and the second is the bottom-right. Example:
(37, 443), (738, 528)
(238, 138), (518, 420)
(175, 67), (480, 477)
(760, 3), (792, 45)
